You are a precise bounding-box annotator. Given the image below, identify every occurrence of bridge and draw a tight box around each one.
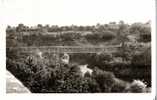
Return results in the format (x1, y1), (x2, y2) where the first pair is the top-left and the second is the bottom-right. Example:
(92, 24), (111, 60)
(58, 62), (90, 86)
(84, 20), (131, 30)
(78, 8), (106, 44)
(7, 45), (121, 54)
(6, 45), (122, 75)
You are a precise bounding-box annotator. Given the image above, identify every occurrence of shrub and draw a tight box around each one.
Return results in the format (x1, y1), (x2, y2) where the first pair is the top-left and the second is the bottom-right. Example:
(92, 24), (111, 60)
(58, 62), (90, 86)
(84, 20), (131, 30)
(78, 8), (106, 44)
(131, 47), (151, 66)
(7, 50), (150, 93)
(92, 67), (116, 92)
(101, 31), (116, 40)
(125, 80), (147, 93)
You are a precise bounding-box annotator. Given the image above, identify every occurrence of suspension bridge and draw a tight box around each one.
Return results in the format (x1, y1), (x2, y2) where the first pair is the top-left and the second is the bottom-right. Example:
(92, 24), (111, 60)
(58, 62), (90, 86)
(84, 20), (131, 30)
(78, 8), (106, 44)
(7, 45), (121, 54)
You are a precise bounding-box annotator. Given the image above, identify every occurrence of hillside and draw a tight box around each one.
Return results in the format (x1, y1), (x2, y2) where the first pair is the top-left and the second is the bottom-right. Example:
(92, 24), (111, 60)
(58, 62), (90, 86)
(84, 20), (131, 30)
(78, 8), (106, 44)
(6, 22), (151, 93)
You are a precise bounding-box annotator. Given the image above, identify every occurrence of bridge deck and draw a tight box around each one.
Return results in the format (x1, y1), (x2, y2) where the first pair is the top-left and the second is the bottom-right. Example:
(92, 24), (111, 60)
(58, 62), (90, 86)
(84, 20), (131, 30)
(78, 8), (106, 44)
(7, 45), (121, 53)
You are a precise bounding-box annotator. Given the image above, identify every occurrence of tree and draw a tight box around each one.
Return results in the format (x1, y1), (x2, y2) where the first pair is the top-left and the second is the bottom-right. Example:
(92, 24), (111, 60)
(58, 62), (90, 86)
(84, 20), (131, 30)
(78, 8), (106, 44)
(16, 23), (25, 32)
(92, 67), (116, 92)
(131, 47), (151, 66)
(117, 21), (130, 61)
(129, 23), (151, 42)
(37, 24), (43, 28)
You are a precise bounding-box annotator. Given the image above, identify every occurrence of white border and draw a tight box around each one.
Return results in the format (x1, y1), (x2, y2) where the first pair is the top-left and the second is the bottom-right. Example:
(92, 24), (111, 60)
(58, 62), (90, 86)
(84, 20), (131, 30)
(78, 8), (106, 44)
(0, 0), (156, 100)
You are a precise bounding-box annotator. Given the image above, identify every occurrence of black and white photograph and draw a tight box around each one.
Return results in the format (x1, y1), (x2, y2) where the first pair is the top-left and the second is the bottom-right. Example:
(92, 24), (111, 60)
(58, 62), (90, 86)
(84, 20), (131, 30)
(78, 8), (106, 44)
(6, 21), (151, 93)
(0, 0), (156, 99)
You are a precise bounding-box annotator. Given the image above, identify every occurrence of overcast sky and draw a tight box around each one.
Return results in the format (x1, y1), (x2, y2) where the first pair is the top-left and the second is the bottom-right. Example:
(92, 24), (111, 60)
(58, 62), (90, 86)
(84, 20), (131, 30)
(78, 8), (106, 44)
(0, 0), (155, 26)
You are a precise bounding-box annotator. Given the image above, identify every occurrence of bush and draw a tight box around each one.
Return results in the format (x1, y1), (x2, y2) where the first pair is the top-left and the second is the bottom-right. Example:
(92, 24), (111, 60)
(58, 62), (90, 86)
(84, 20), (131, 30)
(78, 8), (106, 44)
(6, 48), (150, 93)
(85, 31), (115, 42)
(125, 80), (147, 93)
(92, 67), (116, 92)
(101, 31), (116, 40)
(131, 47), (151, 66)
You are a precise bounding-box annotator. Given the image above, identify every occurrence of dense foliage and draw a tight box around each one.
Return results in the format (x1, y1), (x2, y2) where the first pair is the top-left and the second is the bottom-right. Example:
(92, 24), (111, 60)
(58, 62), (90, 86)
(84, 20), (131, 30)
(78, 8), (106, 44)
(6, 21), (151, 93)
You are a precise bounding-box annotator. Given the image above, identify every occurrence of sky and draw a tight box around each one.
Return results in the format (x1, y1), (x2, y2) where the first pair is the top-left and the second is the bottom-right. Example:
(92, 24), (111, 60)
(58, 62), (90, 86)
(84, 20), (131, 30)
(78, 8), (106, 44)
(0, 0), (155, 26)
